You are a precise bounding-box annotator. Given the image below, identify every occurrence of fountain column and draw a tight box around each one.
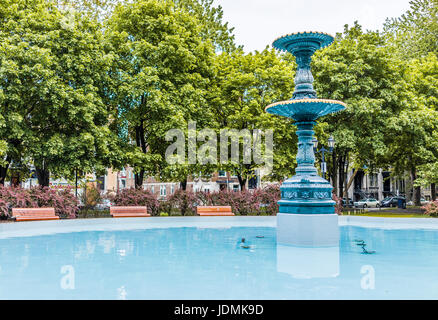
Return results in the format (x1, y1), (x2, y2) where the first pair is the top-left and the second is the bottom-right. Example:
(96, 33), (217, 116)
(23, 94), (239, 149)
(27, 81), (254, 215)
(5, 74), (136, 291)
(266, 32), (346, 247)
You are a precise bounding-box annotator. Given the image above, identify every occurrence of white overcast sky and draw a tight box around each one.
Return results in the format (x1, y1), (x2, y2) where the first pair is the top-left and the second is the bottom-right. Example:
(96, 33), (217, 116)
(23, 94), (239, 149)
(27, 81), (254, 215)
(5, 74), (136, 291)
(214, 0), (413, 52)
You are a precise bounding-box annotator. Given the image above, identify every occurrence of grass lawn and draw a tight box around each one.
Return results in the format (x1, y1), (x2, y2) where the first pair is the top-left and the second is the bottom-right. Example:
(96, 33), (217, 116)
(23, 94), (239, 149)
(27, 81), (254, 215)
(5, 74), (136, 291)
(345, 212), (429, 218)
(342, 205), (433, 218)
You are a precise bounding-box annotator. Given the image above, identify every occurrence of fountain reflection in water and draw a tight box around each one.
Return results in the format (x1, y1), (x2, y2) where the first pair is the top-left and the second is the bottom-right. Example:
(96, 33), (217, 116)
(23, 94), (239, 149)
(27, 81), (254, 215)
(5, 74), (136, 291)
(276, 244), (339, 279)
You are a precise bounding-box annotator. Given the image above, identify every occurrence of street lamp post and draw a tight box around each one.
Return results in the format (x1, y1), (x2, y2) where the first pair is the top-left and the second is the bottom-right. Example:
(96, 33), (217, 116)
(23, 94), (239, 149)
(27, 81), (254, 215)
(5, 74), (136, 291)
(312, 136), (335, 180)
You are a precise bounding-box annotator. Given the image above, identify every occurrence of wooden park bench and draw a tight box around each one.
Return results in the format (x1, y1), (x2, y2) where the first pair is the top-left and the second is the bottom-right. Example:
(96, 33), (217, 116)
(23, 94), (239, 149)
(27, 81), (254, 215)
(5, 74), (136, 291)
(196, 206), (235, 216)
(12, 208), (59, 221)
(110, 206), (151, 218)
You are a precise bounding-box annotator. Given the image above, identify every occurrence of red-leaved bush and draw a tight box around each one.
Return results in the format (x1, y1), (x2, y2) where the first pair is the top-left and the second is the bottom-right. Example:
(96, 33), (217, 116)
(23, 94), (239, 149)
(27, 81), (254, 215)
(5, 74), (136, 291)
(0, 186), (79, 219)
(207, 189), (257, 215)
(252, 184), (281, 215)
(422, 200), (438, 217)
(166, 189), (198, 216)
(192, 184), (281, 216)
(108, 188), (160, 216)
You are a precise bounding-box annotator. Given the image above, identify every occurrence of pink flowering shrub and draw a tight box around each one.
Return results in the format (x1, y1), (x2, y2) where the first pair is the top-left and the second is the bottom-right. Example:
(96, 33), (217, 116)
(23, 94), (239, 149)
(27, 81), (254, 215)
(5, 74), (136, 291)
(166, 189), (198, 216)
(0, 198), (8, 217)
(422, 200), (438, 217)
(194, 191), (212, 206)
(192, 184), (280, 216)
(108, 188), (160, 216)
(206, 189), (257, 215)
(0, 186), (79, 219)
(332, 192), (343, 215)
(252, 184), (281, 215)
(29, 187), (78, 218)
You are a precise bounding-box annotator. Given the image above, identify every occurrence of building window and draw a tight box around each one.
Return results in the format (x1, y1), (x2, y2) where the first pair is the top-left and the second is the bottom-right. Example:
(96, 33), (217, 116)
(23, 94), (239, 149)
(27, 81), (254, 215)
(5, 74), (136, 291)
(171, 185), (175, 194)
(203, 187), (210, 193)
(160, 185), (166, 196)
(151, 186), (154, 194)
(233, 185), (239, 192)
(218, 170), (226, 177)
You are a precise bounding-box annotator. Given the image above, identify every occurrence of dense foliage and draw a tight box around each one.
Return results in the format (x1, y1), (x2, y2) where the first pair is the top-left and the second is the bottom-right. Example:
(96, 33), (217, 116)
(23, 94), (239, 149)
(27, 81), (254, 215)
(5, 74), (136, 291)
(0, 0), (436, 205)
(108, 187), (161, 215)
(107, 185), (281, 216)
(0, 186), (79, 218)
(422, 200), (438, 217)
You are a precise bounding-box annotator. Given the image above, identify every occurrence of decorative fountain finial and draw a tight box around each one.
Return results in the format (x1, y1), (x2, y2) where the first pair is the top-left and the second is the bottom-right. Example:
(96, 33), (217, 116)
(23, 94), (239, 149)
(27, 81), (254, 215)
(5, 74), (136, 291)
(266, 31), (346, 247)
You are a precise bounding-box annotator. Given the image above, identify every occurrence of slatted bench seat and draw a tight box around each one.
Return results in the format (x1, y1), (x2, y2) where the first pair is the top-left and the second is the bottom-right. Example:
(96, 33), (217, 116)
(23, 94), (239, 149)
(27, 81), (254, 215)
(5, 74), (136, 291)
(196, 206), (235, 216)
(110, 206), (151, 218)
(12, 208), (59, 221)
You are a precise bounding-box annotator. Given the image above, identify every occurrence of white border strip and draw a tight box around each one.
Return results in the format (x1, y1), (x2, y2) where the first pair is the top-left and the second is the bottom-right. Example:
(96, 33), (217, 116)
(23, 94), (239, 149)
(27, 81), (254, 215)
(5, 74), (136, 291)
(339, 215), (438, 230)
(0, 216), (276, 239)
(0, 216), (437, 239)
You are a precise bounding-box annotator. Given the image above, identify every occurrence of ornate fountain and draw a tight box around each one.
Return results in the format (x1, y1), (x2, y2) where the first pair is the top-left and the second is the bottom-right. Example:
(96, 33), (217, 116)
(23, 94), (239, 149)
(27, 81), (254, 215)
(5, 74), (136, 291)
(266, 32), (346, 246)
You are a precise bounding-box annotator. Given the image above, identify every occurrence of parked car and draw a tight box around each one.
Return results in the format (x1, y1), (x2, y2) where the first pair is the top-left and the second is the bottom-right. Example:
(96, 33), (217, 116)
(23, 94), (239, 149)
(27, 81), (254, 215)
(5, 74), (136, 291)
(354, 198), (380, 208)
(407, 198), (429, 206)
(95, 198), (113, 210)
(342, 198), (354, 208)
(381, 196), (406, 207)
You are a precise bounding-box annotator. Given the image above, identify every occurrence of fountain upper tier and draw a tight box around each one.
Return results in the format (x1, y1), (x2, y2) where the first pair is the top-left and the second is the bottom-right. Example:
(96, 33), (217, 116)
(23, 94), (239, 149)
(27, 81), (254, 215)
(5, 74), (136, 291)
(272, 31), (334, 54)
(266, 32), (346, 121)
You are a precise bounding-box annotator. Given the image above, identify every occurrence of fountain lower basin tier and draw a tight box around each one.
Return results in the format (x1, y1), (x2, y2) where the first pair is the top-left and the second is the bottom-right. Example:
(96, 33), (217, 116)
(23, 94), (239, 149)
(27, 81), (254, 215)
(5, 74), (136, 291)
(265, 99), (346, 121)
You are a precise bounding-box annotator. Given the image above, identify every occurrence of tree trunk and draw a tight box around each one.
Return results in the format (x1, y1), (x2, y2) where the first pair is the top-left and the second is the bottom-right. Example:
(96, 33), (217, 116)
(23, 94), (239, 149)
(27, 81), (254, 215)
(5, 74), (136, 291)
(237, 175), (246, 191)
(180, 179), (187, 191)
(410, 167), (421, 206)
(343, 166), (359, 199)
(75, 169), (78, 197)
(431, 183), (436, 201)
(35, 165), (50, 187)
(338, 154), (345, 198)
(134, 119), (147, 190)
(0, 155), (11, 186)
(414, 185), (421, 206)
(134, 170), (145, 189)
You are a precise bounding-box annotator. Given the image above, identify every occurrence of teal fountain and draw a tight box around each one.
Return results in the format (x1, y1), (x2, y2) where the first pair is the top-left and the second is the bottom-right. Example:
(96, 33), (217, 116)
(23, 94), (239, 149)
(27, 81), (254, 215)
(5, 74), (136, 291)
(266, 32), (346, 246)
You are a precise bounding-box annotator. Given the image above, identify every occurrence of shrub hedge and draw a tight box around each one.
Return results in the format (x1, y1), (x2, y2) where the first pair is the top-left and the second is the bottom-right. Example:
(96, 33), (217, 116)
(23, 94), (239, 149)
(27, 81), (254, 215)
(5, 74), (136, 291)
(0, 186), (79, 219)
(108, 185), (281, 216)
(0, 184), (349, 219)
(422, 200), (438, 217)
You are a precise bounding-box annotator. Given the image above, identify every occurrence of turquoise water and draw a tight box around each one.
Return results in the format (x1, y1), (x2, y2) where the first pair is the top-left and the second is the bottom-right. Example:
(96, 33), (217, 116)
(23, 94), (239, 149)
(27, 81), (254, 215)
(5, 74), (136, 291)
(0, 225), (437, 299)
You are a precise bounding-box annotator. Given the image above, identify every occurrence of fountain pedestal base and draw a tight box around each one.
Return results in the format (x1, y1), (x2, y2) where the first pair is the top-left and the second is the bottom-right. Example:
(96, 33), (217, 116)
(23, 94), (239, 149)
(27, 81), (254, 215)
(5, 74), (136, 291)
(277, 213), (339, 246)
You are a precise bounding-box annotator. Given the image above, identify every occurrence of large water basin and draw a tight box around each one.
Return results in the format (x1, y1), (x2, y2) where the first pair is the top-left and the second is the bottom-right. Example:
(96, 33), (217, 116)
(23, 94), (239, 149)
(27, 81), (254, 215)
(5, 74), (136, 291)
(0, 216), (437, 299)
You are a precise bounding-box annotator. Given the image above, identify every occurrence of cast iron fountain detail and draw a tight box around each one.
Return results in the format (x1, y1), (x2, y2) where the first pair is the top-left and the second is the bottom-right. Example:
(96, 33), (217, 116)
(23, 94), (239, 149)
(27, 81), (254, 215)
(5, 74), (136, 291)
(266, 32), (346, 246)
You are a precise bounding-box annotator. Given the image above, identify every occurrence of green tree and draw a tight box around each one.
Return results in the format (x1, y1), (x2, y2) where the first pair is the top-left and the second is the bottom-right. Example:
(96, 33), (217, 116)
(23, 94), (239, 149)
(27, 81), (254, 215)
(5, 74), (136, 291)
(384, 0), (438, 58)
(106, 0), (216, 189)
(385, 53), (438, 204)
(56, 0), (237, 52)
(54, 0), (121, 20)
(212, 48), (295, 189)
(173, 0), (237, 52)
(312, 22), (409, 198)
(0, 0), (122, 186)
